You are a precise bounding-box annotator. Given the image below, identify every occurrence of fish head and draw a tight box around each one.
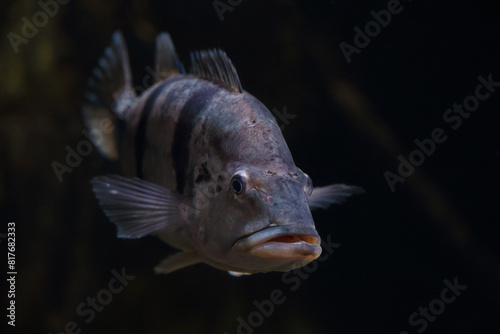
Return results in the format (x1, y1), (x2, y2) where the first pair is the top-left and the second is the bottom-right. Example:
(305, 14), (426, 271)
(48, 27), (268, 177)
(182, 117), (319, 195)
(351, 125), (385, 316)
(193, 163), (321, 273)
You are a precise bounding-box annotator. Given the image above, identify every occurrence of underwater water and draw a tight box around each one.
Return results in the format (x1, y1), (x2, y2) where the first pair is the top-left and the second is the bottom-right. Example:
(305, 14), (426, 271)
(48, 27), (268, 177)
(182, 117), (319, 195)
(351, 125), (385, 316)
(1, 0), (499, 333)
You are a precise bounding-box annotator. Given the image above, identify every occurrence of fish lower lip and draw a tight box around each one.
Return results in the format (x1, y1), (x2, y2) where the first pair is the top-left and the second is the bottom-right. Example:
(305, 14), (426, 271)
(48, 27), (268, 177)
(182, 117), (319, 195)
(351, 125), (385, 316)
(235, 225), (321, 259)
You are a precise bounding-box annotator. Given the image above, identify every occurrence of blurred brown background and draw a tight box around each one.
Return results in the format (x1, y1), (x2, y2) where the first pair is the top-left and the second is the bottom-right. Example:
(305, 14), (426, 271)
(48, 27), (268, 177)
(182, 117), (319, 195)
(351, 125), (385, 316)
(1, 0), (499, 333)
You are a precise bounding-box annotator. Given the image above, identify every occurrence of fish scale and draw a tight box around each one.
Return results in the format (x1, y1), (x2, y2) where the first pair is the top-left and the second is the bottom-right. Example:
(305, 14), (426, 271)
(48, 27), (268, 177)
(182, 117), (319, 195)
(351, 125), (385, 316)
(83, 31), (363, 275)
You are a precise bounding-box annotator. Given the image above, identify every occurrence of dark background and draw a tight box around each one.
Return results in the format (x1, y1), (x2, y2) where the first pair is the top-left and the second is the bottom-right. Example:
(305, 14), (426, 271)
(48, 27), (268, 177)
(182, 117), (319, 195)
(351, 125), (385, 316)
(1, 0), (499, 333)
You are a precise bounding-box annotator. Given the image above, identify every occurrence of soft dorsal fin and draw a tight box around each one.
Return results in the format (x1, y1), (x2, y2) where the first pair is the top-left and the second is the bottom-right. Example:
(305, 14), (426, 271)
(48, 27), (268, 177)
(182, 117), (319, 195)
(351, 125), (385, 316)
(189, 49), (242, 93)
(82, 31), (136, 159)
(154, 32), (185, 82)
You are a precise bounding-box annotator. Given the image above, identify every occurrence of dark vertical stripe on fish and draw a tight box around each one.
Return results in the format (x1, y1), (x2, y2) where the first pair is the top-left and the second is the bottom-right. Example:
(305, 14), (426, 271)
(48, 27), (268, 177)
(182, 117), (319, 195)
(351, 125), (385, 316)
(134, 82), (169, 178)
(172, 85), (220, 194)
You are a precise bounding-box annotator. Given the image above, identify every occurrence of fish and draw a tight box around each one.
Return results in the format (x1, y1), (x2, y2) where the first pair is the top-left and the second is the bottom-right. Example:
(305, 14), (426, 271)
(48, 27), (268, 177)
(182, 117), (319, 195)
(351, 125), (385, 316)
(82, 31), (363, 276)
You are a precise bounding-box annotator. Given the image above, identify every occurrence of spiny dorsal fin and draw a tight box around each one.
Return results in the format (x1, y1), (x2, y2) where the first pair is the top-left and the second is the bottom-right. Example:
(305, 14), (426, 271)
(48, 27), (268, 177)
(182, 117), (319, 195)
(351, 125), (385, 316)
(189, 49), (242, 93)
(82, 31), (136, 159)
(154, 32), (185, 83)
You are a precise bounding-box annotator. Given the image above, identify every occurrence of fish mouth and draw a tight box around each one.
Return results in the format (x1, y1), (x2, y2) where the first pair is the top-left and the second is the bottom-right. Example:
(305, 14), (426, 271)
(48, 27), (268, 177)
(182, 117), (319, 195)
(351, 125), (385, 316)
(234, 225), (322, 260)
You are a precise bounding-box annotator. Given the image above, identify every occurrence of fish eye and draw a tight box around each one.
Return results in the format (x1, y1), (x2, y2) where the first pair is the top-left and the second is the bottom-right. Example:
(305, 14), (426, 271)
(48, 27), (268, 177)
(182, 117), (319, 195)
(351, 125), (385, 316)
(304, 174), (313, 196)
(230, 173), (247, 195)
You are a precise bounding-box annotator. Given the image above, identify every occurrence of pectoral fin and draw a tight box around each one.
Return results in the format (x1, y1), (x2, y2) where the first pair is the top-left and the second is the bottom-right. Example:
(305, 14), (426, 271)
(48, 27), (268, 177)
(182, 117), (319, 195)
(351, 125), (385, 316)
(308, 184), (364, 210)
(91, 174), (188, 238)
(154, 251), (201, 275)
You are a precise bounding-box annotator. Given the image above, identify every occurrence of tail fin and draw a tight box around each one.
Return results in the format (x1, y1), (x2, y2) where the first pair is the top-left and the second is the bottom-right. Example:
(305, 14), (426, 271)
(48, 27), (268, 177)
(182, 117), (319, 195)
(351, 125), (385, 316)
(153, 32), (185, 83)
(82, 31), (136, 160)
